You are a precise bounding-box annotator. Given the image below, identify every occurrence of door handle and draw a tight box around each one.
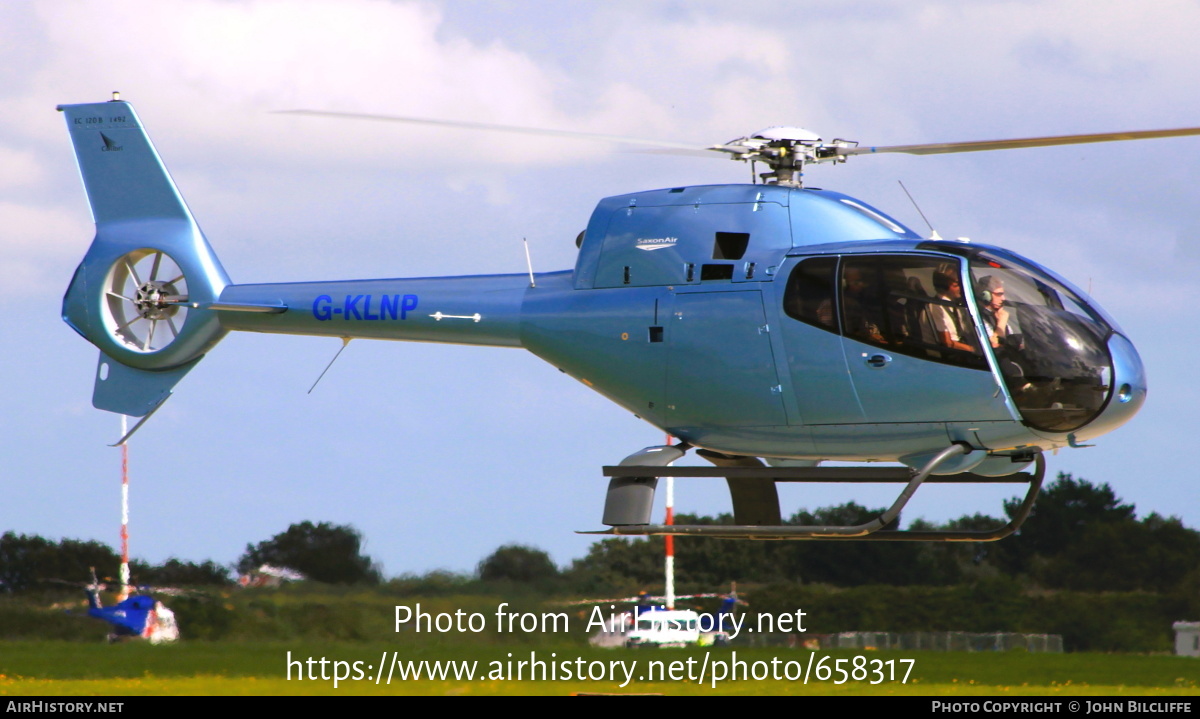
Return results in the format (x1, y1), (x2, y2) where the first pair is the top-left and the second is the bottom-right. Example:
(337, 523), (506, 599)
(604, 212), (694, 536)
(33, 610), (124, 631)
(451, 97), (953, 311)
(866, 353), (892, 369)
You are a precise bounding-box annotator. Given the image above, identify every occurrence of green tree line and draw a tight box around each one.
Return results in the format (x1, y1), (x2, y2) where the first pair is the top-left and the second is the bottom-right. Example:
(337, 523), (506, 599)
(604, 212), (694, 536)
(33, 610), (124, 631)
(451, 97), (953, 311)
(5, 473), (1198, 595)
(5, 473), (1198, 651)
(548, 474), (1200, 595)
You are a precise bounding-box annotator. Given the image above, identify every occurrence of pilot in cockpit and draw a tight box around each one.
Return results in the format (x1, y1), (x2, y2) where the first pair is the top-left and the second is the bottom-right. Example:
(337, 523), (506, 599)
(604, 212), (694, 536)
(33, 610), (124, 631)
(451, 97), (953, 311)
(976, 274), (1029, 386)
(976, 275), (1021, 351)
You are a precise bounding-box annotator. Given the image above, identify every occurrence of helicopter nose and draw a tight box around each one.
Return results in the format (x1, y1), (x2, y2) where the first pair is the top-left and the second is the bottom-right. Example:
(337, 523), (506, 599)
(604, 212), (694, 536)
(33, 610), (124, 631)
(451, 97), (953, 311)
(1076, 333), (1147, 441)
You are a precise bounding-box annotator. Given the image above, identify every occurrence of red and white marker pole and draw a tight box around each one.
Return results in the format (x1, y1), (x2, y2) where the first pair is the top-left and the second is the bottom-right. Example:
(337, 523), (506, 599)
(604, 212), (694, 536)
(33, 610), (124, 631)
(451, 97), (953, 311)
(118, 415), (130, 601)
(664, 433), (675, 610)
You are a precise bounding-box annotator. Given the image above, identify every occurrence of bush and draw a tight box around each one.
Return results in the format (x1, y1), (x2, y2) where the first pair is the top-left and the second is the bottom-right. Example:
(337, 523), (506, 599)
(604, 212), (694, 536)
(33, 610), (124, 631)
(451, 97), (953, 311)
(238, 522), (381, 585)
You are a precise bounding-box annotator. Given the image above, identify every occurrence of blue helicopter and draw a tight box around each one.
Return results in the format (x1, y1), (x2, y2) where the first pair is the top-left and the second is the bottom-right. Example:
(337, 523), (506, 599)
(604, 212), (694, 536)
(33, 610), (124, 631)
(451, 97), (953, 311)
(77, 570), (179, 643)
(59, 97), (1187, 541)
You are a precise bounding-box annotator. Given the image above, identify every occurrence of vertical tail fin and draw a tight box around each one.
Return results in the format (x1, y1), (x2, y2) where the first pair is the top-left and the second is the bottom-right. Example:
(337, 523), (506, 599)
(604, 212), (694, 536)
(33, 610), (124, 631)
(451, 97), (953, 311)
(59, 98), (230, 416)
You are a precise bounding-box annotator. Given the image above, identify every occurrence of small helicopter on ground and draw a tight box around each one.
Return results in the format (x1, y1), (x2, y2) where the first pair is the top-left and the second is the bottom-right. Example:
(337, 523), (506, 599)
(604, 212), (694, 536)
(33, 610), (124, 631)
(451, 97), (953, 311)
(576, 589), (745, 649)
(77, 569), (179, 644)
(59, 96), (1185, 541)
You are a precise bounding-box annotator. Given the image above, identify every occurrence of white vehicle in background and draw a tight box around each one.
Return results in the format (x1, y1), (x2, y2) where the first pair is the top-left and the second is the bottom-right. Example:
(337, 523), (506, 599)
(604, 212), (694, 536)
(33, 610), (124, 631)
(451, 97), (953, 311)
(586, 588), (743, 648)
(625, 608), (698, 648)
(624, 608), (730, 648)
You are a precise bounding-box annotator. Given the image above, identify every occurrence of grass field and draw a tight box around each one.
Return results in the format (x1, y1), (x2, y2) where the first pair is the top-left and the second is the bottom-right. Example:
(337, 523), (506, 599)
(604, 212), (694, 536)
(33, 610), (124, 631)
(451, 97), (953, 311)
(1, 642), (1197, 696)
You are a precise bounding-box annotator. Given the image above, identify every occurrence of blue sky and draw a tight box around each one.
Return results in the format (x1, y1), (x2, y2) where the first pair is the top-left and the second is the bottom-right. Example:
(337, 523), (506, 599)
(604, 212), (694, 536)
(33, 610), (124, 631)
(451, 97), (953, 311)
(3, 0), (1198, 578)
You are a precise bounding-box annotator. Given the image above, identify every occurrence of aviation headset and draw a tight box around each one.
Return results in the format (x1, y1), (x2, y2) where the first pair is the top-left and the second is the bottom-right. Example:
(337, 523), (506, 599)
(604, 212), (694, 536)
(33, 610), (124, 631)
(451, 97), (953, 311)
(976, 275), (1002, 304)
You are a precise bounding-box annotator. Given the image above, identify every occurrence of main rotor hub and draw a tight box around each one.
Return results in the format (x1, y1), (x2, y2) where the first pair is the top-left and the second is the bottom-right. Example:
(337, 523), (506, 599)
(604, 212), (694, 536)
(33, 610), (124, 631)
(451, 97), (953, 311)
(711, 127), (859, 186)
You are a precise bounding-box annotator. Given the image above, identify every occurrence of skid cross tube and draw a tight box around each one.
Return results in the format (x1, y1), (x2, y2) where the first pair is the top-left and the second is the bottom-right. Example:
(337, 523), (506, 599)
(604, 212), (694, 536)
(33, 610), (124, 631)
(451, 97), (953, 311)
(585, 448), (1045, 541)
(602, 467), (1031, 482)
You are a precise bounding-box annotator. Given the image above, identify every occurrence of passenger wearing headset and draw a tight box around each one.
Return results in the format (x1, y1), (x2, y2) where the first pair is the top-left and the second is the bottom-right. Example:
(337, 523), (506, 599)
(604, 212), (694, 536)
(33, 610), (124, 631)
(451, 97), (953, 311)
(929, 267), (976, 353)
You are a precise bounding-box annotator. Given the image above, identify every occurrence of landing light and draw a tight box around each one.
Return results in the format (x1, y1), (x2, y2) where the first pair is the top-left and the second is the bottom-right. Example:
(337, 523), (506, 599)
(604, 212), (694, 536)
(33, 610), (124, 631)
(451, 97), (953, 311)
(1118, 384), (1133, 403)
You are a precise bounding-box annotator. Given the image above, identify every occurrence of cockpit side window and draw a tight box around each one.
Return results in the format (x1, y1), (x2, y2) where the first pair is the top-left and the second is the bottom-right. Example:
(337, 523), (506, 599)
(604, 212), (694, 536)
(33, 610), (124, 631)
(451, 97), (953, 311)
(968, 254), (1114, 432)
(782, 257), (838, 332)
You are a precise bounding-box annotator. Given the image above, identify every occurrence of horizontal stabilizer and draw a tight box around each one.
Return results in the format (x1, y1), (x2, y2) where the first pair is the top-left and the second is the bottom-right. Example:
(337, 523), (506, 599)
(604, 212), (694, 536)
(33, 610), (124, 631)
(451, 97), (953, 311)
(93, 351), (202, 417)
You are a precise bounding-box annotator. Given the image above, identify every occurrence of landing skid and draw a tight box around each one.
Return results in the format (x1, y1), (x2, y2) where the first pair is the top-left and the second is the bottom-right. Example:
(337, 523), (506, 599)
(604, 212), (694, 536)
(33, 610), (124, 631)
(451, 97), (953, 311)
(582, 444), (1045, 541)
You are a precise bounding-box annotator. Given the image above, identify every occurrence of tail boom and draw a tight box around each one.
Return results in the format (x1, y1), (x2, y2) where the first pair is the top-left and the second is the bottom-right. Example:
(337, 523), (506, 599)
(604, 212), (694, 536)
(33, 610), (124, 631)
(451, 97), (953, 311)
(60, 98), (532, 422)
(216, 273), (532, 348)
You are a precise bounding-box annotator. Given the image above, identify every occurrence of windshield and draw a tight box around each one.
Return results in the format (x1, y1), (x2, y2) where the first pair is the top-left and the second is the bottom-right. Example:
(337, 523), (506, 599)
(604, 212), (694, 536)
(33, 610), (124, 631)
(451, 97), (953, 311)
(968, 252), (1113, 432)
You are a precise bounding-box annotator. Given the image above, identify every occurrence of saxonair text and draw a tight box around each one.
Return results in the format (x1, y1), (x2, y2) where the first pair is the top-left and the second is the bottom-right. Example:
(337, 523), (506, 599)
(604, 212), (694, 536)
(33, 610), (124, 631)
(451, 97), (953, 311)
(285, 650), (914, 689)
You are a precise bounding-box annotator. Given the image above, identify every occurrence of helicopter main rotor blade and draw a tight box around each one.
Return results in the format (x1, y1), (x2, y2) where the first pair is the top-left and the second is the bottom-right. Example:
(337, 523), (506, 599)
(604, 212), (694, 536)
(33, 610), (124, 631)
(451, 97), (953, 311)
(633, 147), (732, 158)
(842, 126), (1200, 157)
(277, 109), (705, 152)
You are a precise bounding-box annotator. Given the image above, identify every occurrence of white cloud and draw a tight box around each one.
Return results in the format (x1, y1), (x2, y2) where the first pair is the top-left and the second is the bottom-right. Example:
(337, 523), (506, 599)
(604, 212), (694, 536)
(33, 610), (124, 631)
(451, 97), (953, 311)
(0, 200), (91, 295)
(0, 146), (45, 189)
(24, 0), (615, 168)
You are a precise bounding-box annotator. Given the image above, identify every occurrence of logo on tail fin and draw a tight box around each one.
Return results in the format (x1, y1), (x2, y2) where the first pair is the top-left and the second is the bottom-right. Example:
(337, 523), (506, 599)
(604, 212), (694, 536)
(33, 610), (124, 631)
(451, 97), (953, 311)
(99, 132), (123, 152)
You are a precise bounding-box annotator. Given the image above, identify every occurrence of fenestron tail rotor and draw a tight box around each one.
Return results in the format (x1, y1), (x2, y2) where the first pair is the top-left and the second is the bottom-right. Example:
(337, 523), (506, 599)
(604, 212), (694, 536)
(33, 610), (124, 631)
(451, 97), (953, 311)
(103, 249), (190, 354)
(60, 99), (232, 420)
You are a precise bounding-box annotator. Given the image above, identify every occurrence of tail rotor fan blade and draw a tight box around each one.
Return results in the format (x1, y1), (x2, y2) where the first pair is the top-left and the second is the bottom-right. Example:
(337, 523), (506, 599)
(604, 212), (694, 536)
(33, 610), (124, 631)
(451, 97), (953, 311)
(103, 249), (190, 354)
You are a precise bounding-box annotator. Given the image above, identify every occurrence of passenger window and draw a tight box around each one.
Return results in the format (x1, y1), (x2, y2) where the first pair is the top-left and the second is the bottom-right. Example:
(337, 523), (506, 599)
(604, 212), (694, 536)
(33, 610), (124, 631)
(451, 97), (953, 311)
(840, 256), (986, 370)
(838, 258), (889, 346)
(783, 257), (837, 332)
